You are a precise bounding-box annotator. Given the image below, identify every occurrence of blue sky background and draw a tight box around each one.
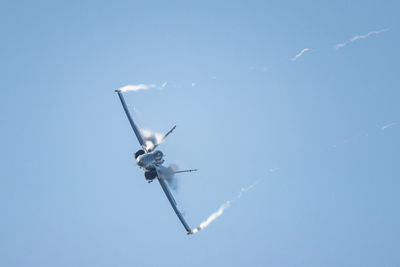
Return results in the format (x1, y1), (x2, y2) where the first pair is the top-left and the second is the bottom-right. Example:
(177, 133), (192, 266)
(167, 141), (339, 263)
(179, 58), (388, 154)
(1, 1), (399, 266)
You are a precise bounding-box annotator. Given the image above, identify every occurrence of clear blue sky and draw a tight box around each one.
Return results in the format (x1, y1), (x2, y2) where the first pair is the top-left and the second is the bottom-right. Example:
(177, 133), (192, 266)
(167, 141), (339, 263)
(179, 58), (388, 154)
(1, 1), (399, 266)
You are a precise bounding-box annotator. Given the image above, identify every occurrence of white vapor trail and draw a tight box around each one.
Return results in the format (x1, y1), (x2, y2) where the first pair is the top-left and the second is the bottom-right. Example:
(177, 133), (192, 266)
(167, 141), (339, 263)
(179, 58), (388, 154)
(335, 29), (389, 49)
(140, 129), (164, 151)
(192, 201), (231, 234)
(381, 122), (397, 130)
(119, 84), (156, 92)
(291, 48), (311, 61)
(192, 179), (261, 234)
(158, 164), (180, 190)
(238, 179), (260, 198)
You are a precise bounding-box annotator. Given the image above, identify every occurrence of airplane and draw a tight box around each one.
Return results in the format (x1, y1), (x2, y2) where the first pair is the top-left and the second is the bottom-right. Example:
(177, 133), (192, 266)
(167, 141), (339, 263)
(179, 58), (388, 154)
(115, 89), (197, 235)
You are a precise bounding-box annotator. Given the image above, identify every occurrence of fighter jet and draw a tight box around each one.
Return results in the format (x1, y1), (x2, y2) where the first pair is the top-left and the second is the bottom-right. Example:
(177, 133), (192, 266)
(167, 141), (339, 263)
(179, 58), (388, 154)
(115, 89), (197, 235)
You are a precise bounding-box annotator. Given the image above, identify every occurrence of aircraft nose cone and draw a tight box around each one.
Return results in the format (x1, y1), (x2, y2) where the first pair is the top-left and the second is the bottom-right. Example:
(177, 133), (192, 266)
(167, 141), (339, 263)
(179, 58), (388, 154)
(136, 155), (144, 167)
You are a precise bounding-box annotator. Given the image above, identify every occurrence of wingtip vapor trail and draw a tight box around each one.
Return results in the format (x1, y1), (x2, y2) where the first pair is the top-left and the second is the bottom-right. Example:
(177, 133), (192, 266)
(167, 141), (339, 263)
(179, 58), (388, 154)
(191, 179), (262, 235)
(192, 201), (231, 234)
(119, 84), (156, 92)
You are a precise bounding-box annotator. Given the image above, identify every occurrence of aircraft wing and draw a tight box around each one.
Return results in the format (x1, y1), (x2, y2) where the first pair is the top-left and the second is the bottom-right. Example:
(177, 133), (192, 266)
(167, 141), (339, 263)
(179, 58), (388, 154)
(115, 90), (146, 149)
(156, 168), (192, 234)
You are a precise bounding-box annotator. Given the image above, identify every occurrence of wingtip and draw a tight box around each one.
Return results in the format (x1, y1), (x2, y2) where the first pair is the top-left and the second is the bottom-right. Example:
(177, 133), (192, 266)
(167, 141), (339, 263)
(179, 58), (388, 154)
(115, 89), (121, 93)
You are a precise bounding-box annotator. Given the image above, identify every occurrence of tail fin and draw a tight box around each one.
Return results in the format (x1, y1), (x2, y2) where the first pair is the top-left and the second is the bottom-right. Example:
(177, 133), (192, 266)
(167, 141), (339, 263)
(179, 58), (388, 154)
(161, 125), (176, 143)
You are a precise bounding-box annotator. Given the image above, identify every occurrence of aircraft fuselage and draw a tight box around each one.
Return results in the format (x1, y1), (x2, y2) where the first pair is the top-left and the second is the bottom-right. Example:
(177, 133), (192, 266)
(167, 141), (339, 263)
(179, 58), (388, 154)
(136, 150), (164, 170)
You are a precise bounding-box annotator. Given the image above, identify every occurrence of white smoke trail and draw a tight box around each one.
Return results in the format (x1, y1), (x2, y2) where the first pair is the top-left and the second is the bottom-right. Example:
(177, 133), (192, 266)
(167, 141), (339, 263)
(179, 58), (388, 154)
(140, 129), (164, 151)
(335, 29), (389, 49)
(119, 84), (156, 92)
(192, 179), (261, 234)
(238, 179), (260, 198)
(291, 48), (311, 61)
(192, 201), (231, 234)
(381, 122), (397, 130)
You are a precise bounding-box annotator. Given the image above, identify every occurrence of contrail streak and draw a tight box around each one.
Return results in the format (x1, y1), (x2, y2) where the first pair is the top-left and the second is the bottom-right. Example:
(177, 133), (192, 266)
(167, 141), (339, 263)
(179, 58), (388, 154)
(381, 122), (397, 130)
(238, 179), (260, 198)
(335, 29), (388, 49)
(192, 179), (261, 234)
(192, 201), (231, 234)
(119, 84), (156, 92)
(291, 48), (311, 61)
